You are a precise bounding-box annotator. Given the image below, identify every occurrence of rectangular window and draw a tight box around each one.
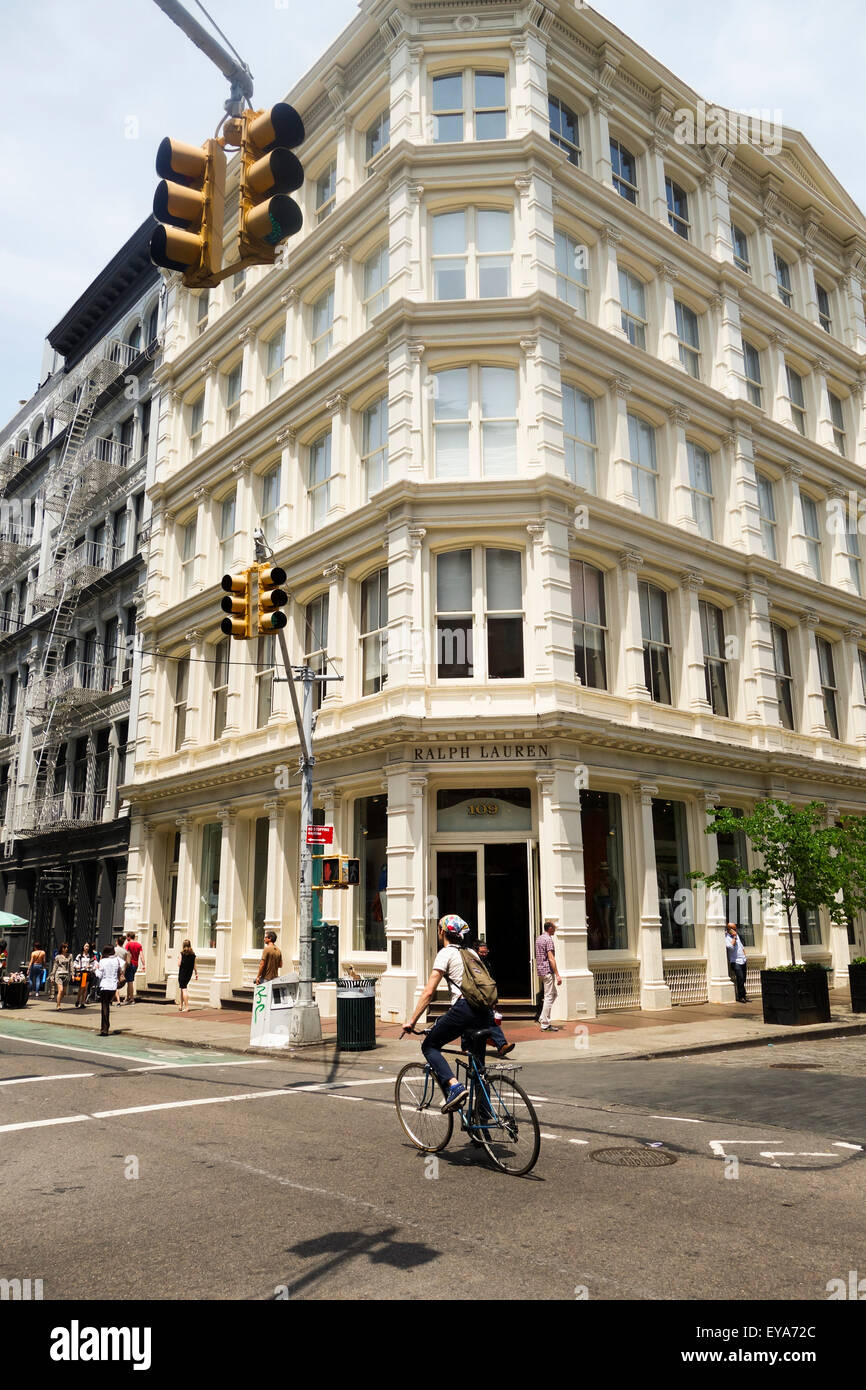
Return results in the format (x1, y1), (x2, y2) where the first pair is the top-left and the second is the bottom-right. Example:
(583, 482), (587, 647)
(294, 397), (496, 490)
(628, 413), (658, 517)
(581, 791), (628, 949)
(715, 814), (754, 944)
(775, 252), (793, 308)
(731, 224), (750, 273)
(196, 291), (209, 334)
(639, 582), (672, 704)
(436, 550), (473, 679)
(481, 367), (517, 477)
(173, 656), (189, 751)
(829, 391), (846, 454)
(562, 384), (597, 490)
(365, 110), (390, 173)
(102, 619), (118, 691)
(311, 288), (334, 366)
(112, 508), (128, 567)
(797, 903), (821, 947)
(742, 340), (763, 408)
(555, 230), (588, 314)
(665, 177), (690, 239)
(354, 795), (388, 951)
(786, 366), (806, 434)
(260, 466), (280, 546)
(485, 549), (523, 679)
(252, 817), (269, 952)
(474, 71), (506, 140)
(315, 162), (336, 222)
(218, 491), (236, 572)
(619, 266), (647, 348)
(816, 636), (839, 739)
(610, 138), (638, 202)
(199, 823), (221, 950)
(231, 270), (245, 303)
(675, 300), (701, 378)
(700, 601), (729, 716)
(189, 395), (204, 455)
(687, 442), (714, 539)
(799, 491), (822, 580)
(653, 800), (694, 948)
(304, 595), (329, 711)
(266, 330), (285, 401)
(433, 368), (469, 478)
(771, 623), (795, 730)
(548, 96), (581, 166)
(432, 72), (463, 142)
(181, 519), (196, 596)
(477, 209), (511, 297)
(213, 638), (229, 739)
(432, 209), (466, 300)
(225, 364), (242, 428)
(843, 525), (861, 595)
(571, 560), (607, 689)
(361, 569), (389, 695)
(363, 244), (389, 323)
(362, 397), (388, 499)
(308, 433), (331, 528)
(255, 635), (275, 728)
(756, 472), (777, 561)
(816, 282), (832, 333)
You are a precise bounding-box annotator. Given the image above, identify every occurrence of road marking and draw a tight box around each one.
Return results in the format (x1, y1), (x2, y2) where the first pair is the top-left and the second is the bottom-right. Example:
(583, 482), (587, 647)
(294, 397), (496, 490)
(93, 1090), (290, 1118)
(0, 1114), (90, 1133)
(833, 1142), (863, 1151)
(0, 1072), (95, 1086)
(709, 1140), (774, 1157)
(124, 1059), (274, 1073)
(528, 1095), (549, 1102)
(569, 1139), (589, 1145)
(540, 1132), (559, 1140)
(0, 1030), (169, 1067)
(328, 1094), (362, 1102)
(651, 1115), (703, 1123)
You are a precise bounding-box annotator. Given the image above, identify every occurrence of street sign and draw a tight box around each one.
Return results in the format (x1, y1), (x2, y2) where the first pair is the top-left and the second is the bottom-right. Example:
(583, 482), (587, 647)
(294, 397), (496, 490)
(306, 825), (334, 845)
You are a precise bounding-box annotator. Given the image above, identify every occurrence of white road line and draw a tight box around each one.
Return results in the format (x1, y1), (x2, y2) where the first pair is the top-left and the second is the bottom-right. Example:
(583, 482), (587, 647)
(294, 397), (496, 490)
(528, 1095), (549, 1102)
(651, 1115), (703, 1123)
(328, 1095), (362, 1102)
(569, 1139), (589, 1145)
(833, 1142), (863, 1151)
(540, 1132), (560, 1140)
(124, 1059), (273, 1072)
(0, 1115), (90, 1133)
(0, 1031), (166, 1066)
(0, 1072), (95, 1086)
(92, 1089), (290, 1118)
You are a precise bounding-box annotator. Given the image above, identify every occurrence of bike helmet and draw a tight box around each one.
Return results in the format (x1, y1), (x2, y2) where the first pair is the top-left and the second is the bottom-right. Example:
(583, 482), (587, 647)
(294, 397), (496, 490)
(439, 913), (470, 943)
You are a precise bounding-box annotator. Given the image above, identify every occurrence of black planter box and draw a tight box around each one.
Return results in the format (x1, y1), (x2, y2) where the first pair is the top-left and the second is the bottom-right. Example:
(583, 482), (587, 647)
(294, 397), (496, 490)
(760, 968), (831, 1025)
(849, 962), (866, 1014)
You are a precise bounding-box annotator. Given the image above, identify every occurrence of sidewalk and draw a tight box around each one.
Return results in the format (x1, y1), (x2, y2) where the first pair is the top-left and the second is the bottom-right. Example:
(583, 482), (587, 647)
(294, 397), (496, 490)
(6, 990), (865, 1066)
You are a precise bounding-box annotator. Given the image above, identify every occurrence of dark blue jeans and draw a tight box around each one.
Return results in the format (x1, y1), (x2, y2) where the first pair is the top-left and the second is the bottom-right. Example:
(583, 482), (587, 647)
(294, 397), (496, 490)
(422, 998), (494, 1089)
(730, 962), (747, 1001)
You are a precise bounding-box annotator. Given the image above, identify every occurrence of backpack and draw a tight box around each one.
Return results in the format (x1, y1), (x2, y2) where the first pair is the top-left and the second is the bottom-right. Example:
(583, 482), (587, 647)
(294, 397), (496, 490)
(457, 948), (498, 1010)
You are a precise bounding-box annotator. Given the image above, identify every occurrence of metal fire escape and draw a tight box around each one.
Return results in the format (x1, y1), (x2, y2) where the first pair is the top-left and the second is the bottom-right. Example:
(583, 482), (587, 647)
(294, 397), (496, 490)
(5, 337), (140, 844)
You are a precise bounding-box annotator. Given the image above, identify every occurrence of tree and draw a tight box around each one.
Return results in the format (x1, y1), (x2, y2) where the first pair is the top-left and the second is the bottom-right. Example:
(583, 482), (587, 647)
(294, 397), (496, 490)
(691, 800), (840, 967)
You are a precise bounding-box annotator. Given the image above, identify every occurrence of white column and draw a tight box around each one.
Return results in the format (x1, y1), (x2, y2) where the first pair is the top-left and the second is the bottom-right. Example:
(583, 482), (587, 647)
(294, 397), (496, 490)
(840, 254), (866, 353)
(712, 282), (745, 400)
(610, 376), (640, 511)
(842, 626), (866, 746)
(811, 356), (836, 452)
(211, 807), (238, 1007)
(263, 797), (289, 945)
(656, 260), (683, 370)
(237, 326), (257, 421)
(386, 522), (426, 699)
(280, 288), (300, 388)
(668, 406), (697, 532)
(679, 571), (710, 713)
(634, 783), (672, 1008)
(200, 359), (219, 453)
(701, 147), (735, 264)
(180, 629), (205, 749)
(598, 224), (627, 337)
(702, 793), (736, 1002)
(616, 550), (650, 701)
(529, 516), (573, 689)
(320, 562), (346, 710)
(828, 485), (859, 596)
(800, 611), (830, 738)
(767, 330), (795, 430)
(379, 764), (424, 1022)
(192, 486), (213, 595)
(537, 766), (595, 1020)
(588, 91), (614, 187)
(740, 584), (779, 727)
(329, 244), (351, 353)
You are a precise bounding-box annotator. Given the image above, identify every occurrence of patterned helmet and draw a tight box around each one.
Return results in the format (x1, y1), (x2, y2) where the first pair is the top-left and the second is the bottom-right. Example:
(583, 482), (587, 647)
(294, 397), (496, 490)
(439, 914), (470, 942)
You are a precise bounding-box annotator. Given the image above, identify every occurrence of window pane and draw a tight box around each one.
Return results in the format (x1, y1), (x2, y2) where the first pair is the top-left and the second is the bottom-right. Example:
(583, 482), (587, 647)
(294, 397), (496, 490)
(433, 210), (466, 254)
(581, 791), (628, 949)
(475, 72), (505, 108)
(433, 73), (462, 108)
(653, 800), (694, 948)
(487, 616), (523, 678)
(437, 550), (472, 611)
(486, 549), (521, 610)
(482, 422), (517, 476)
(477, 210), (509, 252)
(481, 366), (515, 418)
(435, 423), (470, 477)
(433, 369), (469, 420)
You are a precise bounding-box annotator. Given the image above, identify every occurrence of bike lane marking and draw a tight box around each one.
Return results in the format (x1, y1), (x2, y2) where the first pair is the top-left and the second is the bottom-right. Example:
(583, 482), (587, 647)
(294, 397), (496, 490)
(0, 1072), (95, 1086)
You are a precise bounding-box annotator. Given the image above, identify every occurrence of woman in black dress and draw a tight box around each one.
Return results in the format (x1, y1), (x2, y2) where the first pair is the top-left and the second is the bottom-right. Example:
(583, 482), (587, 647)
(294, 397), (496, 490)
(177, 939), (197, 1013)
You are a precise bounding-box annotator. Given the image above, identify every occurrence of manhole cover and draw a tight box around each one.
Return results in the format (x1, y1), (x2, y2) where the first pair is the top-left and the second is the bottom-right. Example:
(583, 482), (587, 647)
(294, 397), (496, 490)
(769, 1063), (823, 1070)
(590, 1146), (677, 1168)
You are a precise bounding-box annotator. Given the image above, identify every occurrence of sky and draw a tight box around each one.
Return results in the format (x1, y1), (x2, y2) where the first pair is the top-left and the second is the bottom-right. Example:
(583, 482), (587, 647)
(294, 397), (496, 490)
(0, 0), (863, 426)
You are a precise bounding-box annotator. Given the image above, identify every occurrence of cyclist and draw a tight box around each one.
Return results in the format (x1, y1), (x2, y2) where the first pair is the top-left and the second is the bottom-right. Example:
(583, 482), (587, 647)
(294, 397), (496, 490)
(401, 913), (497, 1113)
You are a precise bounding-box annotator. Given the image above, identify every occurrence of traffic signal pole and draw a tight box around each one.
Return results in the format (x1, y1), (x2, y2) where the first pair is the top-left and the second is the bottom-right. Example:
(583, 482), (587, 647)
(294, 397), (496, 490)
(151, 0), (253, 113)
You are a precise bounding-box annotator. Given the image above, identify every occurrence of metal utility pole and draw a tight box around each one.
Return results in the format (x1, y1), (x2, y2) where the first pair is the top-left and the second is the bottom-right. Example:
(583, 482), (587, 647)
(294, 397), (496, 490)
(151, 0), (254, 114)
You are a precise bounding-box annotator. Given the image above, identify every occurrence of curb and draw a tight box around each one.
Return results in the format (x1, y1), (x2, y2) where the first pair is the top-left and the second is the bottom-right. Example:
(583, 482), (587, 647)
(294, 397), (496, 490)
(604, 1018), (866, 1062)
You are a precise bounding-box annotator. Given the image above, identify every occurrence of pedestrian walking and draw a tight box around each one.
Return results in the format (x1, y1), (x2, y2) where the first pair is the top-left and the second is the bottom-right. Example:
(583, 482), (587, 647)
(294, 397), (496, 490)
(113, 936), (131, 1005)
(254, 931), (282, 985)
(27, 943), (47, 996)
(51, 943), (73, 1010)
(177, 940), (197, 1013)
(535, 920), (562, 1031)
(95, 945), (125, 1035)
(124, 932), (145, 1004)
(73, 942), (97, 1009)
(725, 923), (748, 1002)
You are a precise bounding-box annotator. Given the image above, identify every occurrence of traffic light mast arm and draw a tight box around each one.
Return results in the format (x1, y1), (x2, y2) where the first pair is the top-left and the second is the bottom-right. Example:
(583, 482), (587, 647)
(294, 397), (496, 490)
(151, 0), (253, 111)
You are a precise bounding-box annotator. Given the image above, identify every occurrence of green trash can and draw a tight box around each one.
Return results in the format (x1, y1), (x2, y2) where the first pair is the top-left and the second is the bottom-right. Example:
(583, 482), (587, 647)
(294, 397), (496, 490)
(336, 977), (376, 1051)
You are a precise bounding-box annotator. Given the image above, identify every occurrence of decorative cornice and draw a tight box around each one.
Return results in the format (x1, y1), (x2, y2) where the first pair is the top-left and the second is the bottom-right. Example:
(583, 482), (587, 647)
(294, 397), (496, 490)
(610, 375), (632, 399)
(656, 259), (678, 283)
(799, 609), (820, 629)
(618, 550), (644, 572)
(408, 526), (426, 551)
(276, 426), (296, 446)
(231, 457), (251, 477)
(325, 391), (348, 417)
(328, 243), (350, 266)
(601, 223), (622, 246)
(323, 562), (345, 582)
(526, 523), (545, 544)
(667, 405), (690, 428)
(680, 570), (703, 592)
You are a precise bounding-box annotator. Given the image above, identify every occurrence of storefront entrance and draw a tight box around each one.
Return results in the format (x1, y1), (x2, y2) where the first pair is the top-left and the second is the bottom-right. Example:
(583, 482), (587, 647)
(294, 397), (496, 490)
(436, 842), (532, 999)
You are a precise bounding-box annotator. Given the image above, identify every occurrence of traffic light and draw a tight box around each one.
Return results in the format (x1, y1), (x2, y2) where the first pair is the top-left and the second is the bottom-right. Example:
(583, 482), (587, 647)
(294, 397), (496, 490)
(257, 564), (289, 635)
(236, 104), (305, 264)
(320, 857), (360, 888)
(220, 570), (252, 639)
(151, 137), (226, 287)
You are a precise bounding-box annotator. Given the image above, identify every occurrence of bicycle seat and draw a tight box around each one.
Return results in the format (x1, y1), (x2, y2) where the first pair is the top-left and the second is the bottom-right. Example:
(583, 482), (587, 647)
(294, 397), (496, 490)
(462, 1028), (495, 1044)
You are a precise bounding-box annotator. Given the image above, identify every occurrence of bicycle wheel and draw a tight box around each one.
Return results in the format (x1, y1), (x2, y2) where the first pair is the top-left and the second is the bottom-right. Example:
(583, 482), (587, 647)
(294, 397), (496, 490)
(477, 1075), (540, 1176)
(395, 1063), (453, 1153)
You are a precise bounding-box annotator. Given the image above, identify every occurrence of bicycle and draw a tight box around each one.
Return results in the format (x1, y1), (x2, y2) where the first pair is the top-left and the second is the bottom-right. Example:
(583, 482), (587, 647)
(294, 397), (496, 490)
(395, 1026), (540, 1176)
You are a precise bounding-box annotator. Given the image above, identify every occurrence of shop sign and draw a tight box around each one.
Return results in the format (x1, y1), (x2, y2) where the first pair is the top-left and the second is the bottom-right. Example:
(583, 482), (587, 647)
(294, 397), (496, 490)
(414, 742), (549, 762)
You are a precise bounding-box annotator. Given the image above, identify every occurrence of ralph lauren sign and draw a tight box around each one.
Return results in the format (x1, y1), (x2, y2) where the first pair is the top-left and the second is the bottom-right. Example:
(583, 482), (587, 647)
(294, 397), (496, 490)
(414, 743), (549, 761)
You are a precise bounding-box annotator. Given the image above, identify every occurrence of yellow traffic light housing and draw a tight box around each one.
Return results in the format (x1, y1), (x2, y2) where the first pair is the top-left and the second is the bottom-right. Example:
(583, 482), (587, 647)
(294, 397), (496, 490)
(235, 104), (305, 264)
(151, 137), (226, 288)
(220, 569), (252, 639)
(257, 564), (289, 635)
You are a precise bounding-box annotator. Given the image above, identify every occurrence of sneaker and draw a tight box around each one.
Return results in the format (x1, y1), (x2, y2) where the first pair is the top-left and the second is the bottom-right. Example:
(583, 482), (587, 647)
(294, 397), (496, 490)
(496, 1042), (516, 1058)
(539, 1024), (561, 1032)
(441, 1083), (468, 1114)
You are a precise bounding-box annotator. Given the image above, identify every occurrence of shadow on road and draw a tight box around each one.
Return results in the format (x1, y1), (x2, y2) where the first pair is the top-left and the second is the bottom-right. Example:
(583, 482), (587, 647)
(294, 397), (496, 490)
(275, 1226), (439, 1297)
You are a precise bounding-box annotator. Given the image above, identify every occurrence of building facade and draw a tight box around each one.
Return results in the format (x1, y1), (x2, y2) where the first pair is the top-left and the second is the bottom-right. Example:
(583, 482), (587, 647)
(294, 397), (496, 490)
(0, 221), (160, 966)
(124, 0), (866, 1018)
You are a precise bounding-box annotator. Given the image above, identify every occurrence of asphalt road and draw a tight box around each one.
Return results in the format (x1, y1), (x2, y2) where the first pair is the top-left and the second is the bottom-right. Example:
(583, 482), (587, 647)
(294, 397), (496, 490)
(1, 1020), (864, 1304)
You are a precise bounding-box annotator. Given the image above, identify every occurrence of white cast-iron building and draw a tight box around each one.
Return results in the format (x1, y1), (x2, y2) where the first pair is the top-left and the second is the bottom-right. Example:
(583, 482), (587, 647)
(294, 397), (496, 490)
(123, 0), (866, 1019)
